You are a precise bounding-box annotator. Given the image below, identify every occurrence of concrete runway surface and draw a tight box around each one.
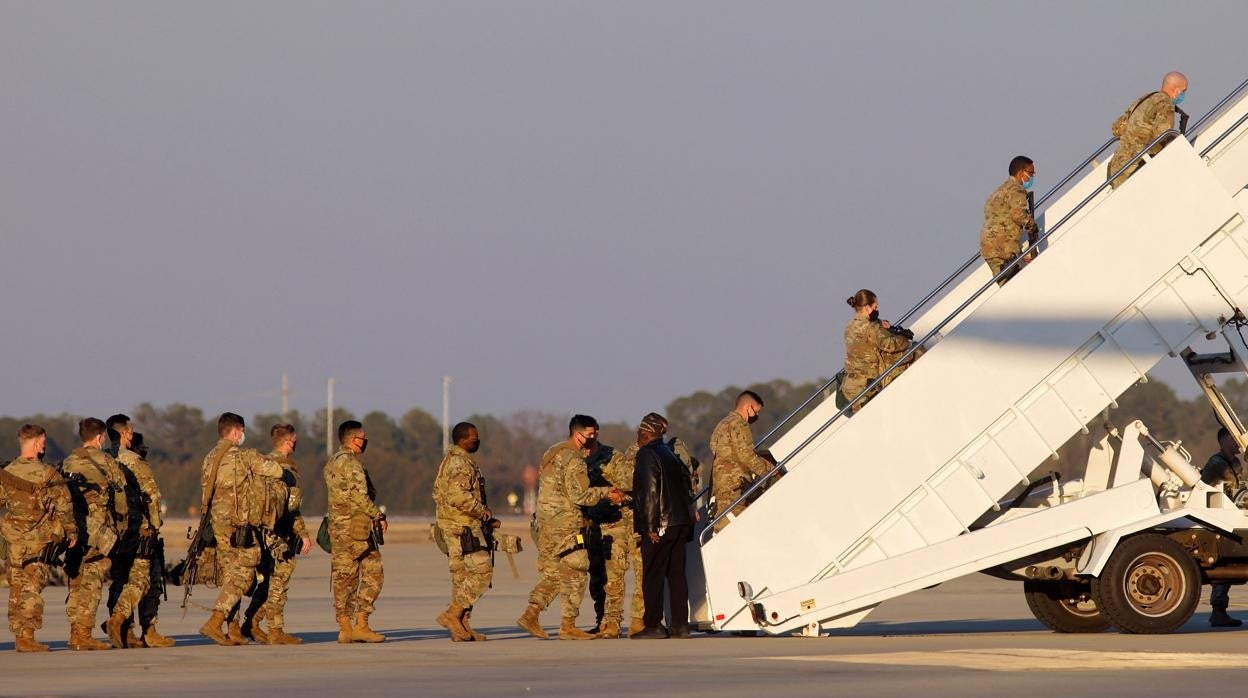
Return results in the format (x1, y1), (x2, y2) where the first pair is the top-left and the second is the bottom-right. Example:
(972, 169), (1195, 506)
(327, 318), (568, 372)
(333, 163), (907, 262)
(3, 519), (1247, 697)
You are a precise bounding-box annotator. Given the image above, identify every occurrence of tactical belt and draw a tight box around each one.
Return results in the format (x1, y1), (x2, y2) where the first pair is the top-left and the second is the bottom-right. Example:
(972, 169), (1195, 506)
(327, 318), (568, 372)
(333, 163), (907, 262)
(557, 542), (586, 559)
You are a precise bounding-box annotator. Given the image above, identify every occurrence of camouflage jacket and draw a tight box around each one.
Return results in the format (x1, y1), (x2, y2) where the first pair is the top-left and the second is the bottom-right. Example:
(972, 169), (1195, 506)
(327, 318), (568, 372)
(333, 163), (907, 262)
(0, 457), (77, 548)
(62, 446), (129, 538)
(980, 177), (1036, 259)
(843, 316), (910, 381)
(433, 444), (488, 532)
(1115, 91), (1176, 155)
(709, 412), (770, 495)
(598, 443), (639, 531)
(115, 446), (163, 533)
(259, 450), (307, 538)
(537, 441), (612, 535)
(200, 439), (283, 530)
(323, 448), (380, 533)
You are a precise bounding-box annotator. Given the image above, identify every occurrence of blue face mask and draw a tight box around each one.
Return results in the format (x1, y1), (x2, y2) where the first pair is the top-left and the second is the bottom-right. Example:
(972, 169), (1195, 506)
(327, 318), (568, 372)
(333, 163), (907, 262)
(1022, 176), (1034, 191)
(1173, 90), (1186, 106)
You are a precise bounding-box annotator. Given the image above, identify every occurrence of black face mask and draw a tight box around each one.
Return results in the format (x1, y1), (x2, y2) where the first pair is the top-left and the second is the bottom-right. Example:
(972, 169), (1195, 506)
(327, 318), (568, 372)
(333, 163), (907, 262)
(747, 412), (759, 425)
(289, 440), (297, 454)
(466, 439), (480, 454)
(358, 438), (368, 454)
(869, 309), (880, 322)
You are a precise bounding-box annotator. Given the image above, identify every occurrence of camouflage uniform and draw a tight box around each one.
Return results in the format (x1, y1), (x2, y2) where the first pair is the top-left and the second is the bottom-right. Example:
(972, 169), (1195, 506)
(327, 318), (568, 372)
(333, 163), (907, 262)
(980, 177), (1037, 281)
(108, 446), (163, 628)
(245, 450), (306, 634)
(709, 413), (772, 532)
(1108, 91), (1177, 189)
(527, 442), (612, 622)
(62, 447), (129, 633)
(200, 439), (283, 616)
(1201, 450), (1245, 613)
(1, 458), (76, 640)
(324, 448), (383, 621)
(598, 443), (643, 631)
(841, 316), (916, 411)
(433, 445), (493, 610)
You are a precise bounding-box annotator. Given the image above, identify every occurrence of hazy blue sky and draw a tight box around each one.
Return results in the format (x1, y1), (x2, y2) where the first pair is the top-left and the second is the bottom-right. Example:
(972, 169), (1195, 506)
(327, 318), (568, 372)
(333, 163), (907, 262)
(3, 1), (1246, 423)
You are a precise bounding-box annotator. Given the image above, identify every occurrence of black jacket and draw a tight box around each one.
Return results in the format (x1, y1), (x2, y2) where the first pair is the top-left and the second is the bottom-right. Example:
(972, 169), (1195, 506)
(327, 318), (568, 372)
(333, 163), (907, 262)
(633, 440), (694, 534)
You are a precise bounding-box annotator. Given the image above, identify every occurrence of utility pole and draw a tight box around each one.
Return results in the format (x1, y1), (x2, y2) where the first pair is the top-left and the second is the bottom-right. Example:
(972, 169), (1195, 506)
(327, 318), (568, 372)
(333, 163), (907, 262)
(281, 373), (289, 419)
(442, 375), (452, 454)
(326, 377), (335, 459)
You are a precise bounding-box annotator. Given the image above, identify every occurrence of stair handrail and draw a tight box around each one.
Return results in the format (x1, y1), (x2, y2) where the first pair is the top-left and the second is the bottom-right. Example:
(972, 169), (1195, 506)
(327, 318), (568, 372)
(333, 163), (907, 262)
(700, 128), (1183, 545)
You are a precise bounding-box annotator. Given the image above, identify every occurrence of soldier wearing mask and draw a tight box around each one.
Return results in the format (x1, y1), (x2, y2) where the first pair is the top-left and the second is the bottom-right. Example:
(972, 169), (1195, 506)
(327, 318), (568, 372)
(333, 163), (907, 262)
(517, 415), (624, 640)
(62, 417), (130, 651)
(196, 412), (286, 646)
(841, 290), (919, 412)
(587, 428), (645, 638)
(1, 424), (78, 652)
(324, 420), (387, 643)
(1108, 71), (1188, 189)
(102, 414), (173, 649)
(1201, 427), (1246, 627)
(432, 422), (496, 642)
(980, 156), (1039, 284)
(240, 423), (310, 644)
(708, 392), (774, 533)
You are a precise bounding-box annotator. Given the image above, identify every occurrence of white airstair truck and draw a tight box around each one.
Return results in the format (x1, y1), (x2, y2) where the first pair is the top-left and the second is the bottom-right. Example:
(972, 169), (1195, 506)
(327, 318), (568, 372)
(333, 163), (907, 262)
(693, 77), (1248, 636)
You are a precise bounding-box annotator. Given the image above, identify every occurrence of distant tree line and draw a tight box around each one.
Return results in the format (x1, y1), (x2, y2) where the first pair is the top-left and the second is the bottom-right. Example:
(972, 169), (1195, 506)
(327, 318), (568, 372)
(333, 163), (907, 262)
(0, 376), (1241, 516)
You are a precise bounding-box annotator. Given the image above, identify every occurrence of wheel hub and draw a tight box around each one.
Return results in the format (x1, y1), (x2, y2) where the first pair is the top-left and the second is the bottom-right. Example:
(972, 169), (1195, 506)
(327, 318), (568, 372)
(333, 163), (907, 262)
(1124, 553), (1184, 616)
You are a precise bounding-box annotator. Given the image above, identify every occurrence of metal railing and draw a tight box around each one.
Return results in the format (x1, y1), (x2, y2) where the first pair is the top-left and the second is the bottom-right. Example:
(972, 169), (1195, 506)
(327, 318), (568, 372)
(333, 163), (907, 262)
(700, 127), (1186, 545)
(749, 77), (1248, 458)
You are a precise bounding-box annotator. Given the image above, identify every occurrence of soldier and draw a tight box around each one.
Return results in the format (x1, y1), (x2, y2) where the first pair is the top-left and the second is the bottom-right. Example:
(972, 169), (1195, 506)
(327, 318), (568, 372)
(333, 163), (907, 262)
(841, 290), (919, 412)
(129, 432), (172, 647)
(240, 423), (310, 645)
(1108, 71), (1188, 189)
(709, 392), (774, 532)
(1201, 427), (1245, 627)
(62, 417), (130, 651)
(591, 424), (647, 638)
(102, 414), (174, 649)
(1, 424), (77, 652)
(432, 421), (495, 642)
(197, 412), (285, 646)
(517, 415), (623, 640)
(980, 155), (1038, 284)
(324, 420), (387, 644)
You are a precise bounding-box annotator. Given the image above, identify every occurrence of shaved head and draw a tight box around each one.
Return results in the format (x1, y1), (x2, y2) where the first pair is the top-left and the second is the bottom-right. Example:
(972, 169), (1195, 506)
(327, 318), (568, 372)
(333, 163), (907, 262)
(1162, 71), (1188, 95)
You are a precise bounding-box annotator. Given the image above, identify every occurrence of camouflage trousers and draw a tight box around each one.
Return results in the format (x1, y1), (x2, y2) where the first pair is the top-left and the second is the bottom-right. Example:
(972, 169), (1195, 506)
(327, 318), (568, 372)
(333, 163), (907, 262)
(212, 534), (261, 616)
(711, 481), (750, 533)
(7, 542), (50, 633)
(264, 553), (296, 629)
(112, 556), (151, 619)
(839, 374), (879, 414)
(445, 525), (492, 609)
(330, 538), (383, 618)
(1108, 147), (1146, 189)
(66, 550), (111, 629)
(600, 524), (644, 626)
(528, 527), (589, 621)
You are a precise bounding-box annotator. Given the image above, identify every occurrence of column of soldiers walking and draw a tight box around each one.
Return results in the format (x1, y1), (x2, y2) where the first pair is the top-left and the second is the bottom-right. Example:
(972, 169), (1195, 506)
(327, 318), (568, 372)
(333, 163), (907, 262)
(1, 390), (776, 650)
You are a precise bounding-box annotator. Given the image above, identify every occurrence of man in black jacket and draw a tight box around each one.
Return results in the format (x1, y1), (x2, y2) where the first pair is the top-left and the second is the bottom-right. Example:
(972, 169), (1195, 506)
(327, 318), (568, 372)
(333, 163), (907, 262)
(631, 413), (695, 639)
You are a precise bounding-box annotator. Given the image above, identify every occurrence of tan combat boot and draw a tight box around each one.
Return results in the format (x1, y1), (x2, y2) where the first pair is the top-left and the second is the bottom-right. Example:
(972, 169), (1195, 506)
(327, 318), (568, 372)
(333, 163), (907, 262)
(14, 628), (49, 653)
(557, 618), (597, 640)
(69, 625), (113, 651)
(461, 608), (487, 642)
(226, 618), (250, 645)
(337, 616), (354, 644)
(123, 619), (142, 648)
(437, 603), (472, 642)
(243, 608), (269, 644)
(199, 611), (232, 647)
(597, 619), (622, 639)
(268, 627), (304, 645)
(352, 613), (385, 643)
(142, 623), (176, 648)
(105, 611), (127, 649)
(517, 602), (549, 639)
(627, 617), (645, 637)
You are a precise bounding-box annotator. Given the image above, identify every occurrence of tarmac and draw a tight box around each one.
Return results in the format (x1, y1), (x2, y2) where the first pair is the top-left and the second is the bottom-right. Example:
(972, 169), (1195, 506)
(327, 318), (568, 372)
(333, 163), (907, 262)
(2, 518), (1247, 697)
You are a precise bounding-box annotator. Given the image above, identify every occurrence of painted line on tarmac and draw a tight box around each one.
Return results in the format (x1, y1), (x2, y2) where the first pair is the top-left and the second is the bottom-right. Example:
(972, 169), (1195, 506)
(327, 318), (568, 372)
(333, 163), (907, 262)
(762, 648), (1248, 672)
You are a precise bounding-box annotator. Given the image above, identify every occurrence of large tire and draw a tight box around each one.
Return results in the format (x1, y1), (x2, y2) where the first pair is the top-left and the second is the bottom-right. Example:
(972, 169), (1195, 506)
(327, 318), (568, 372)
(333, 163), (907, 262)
(1091, 533), (1201, 634)
(1023, 580), (1111, 633)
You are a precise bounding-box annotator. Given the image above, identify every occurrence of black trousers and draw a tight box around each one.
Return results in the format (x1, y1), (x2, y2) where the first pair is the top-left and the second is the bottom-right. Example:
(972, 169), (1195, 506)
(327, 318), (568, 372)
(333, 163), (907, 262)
(640, 525), (690, 630)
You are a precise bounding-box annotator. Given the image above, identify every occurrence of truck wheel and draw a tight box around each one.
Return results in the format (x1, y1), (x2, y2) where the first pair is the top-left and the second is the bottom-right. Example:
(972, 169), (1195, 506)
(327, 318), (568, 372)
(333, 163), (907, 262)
(1023, 580), (1111, 633)
(1091, 533), (1200, 634)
